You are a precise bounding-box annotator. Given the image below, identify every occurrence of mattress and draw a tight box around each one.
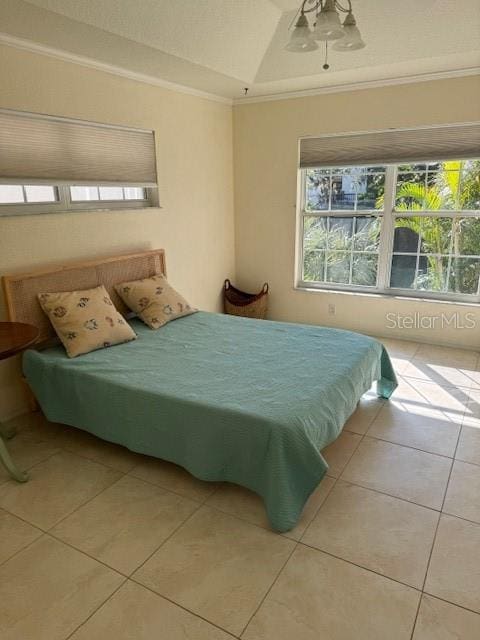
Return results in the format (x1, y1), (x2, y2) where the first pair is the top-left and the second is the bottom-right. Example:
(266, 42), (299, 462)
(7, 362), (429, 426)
(23, 311), (397, 532)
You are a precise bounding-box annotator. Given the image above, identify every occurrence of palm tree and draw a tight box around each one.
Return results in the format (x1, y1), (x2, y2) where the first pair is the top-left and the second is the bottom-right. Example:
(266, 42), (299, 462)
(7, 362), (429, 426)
(379, 161), (480, 293)
(303, 215), (380, 284)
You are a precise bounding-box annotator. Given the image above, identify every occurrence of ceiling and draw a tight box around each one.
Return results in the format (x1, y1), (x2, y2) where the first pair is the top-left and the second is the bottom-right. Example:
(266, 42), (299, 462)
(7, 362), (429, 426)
(1, 0), (479, 102)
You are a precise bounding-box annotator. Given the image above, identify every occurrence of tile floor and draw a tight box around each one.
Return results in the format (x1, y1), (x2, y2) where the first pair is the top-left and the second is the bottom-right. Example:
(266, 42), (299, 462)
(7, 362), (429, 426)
(0, 339), (480, 639)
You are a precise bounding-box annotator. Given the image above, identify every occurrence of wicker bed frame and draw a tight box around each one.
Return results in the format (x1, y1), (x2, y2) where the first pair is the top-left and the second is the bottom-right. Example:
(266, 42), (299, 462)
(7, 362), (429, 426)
(2, 249), (166, 344)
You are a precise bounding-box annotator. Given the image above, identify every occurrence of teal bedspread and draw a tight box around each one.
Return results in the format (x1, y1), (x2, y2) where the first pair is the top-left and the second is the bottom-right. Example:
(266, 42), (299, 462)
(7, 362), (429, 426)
(23, 312), (397, 532)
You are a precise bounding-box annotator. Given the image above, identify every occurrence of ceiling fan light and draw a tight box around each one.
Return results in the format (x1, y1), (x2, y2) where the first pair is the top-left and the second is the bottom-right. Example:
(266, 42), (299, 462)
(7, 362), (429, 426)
(313, 1), (344, 41)
(333, 13), (366, 51)
(285, 13), (319, 52)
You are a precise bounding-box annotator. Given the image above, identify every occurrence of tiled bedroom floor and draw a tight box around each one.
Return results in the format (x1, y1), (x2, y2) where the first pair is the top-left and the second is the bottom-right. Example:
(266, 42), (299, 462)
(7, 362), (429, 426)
(1, 340), (480, 639)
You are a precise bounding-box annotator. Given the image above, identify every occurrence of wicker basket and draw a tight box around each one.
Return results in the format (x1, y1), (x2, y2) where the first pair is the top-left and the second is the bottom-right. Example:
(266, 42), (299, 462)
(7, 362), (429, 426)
(223, 279), (269, 319)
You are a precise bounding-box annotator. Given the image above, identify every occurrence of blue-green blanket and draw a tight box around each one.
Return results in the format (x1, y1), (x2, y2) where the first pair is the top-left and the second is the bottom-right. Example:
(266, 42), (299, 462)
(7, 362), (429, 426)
(23, 312), (397, 532)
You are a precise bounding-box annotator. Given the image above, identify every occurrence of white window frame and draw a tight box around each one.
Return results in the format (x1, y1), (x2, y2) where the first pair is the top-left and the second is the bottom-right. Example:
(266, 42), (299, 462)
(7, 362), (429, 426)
(0, 184), (159, 217)
(296, 163), (480, 304)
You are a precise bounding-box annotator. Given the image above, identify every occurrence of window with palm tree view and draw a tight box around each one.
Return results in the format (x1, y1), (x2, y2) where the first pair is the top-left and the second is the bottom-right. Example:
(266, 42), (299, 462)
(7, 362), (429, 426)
(299, 160), (480, 302)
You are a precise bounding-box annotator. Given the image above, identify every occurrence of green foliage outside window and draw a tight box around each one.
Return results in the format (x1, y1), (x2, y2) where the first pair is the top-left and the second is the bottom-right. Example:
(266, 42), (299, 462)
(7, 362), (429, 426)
(302, 160), (480, 297)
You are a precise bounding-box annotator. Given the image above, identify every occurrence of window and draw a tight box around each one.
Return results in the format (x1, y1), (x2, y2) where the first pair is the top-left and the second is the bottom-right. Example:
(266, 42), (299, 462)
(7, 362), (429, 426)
(0, 108), (158, 216)
(0, 185), (58, 204)
(69, 186), (147, 202)
(0, 184), (155, 216)
(298, 159), (480, 302)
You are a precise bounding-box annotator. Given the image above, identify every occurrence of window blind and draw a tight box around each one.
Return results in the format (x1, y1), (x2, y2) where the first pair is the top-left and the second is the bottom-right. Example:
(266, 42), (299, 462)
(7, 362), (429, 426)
(299, 122), (480, 168)
(0, 109), (157, 187)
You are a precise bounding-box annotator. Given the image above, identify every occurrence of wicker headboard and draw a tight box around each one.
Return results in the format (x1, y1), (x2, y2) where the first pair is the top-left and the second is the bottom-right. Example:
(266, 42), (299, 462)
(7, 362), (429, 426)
(2, 249), (166, 343)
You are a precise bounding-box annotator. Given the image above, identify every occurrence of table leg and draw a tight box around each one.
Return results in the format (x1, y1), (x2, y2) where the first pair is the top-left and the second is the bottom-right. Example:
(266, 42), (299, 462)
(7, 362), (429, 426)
(0, 430), (28, 482)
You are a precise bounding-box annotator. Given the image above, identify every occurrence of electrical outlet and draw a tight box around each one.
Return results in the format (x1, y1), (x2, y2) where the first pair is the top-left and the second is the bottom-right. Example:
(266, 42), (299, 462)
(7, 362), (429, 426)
(328, 304), (336, 316)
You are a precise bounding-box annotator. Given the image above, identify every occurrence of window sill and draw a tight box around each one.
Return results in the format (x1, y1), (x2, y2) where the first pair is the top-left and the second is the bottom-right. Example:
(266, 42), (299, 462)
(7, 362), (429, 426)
(0, 204), (162, 218)
(294, 285), (480, 308)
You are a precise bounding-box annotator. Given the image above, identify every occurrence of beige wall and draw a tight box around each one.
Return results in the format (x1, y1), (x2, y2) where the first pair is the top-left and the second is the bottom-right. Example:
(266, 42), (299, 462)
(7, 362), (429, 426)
(1, 44), (479, 420)
(233, 76), (480, 350)
(0, 45), (235, 419)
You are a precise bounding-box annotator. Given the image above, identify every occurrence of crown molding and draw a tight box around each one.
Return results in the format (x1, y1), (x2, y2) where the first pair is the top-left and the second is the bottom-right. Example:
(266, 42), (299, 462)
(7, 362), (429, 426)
(2, 31), (478, 108)
(0, 32), (233, 105)
(234, 67), (480, 105)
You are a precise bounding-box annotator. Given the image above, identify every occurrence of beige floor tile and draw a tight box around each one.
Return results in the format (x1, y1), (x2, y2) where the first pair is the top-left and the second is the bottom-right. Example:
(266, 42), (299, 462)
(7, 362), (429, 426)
(396, 378), (469, 421)
(6, 411), (64, 440)
(470, 370), (480, 389)
(302, 481), (438, 588)
(129, 456), (216, 502)
(206, 476), (335, 540)
(413, 594), (480, 640)
(133, 506), (294, 636)
(322, 430), (362, 478)
(425, 514), (480, 613)
(52, 475), (198, 574)
(414, 344), (478, 370)
(0, 451), (121, 529)
(343, 391), (384, 435)
(402, 359), (479, 389)
(377, 337), (420, 359)
(443, 460), (480, 524)
(0, 535), (123, 640)
(243, 545), (420, 640)
(402, 344), (479, 389)
(58, 426), (142, 472)
(367, 381), (463, 457)
(387, 356), (411, 375)
(377, 337), (419, 375)
(462, 390), (480, 428)
(456, 425), (480, 466)
(70, 580), (231, 640)
(341, 437), (452, 510)
(0, 424), (61, 483)
(0, 509), (42, 565)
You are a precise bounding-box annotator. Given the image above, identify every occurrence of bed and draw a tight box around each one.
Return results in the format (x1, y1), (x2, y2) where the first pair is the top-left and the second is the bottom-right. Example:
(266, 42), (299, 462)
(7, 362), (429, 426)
(3, 250), (397, 532)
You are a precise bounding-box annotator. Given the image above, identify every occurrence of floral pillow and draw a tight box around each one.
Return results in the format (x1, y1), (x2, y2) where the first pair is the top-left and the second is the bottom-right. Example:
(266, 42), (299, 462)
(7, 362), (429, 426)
(115, 274), (197, 329)
(38, 285), (136, 357)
